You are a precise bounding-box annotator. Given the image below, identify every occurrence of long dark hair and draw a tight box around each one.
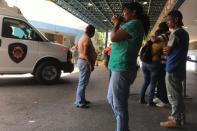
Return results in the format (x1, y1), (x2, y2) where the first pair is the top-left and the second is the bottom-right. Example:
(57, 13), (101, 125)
(155, 22), (169, 36)
(122, 2), (150, 37)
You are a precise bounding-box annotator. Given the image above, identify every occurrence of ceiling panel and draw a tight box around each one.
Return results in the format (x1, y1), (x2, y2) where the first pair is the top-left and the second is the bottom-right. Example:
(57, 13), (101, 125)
(51, 0), (168, 32)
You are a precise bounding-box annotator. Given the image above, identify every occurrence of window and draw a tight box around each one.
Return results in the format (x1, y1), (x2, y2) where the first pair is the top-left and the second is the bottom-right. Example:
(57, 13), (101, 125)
(2, 18), (44, 41)
(45, 33), (54, 42)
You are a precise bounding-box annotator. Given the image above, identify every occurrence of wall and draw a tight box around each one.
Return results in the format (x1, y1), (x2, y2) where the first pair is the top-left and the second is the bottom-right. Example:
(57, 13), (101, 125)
(189, 41), (197, 50)
(29, 20), (84, 47)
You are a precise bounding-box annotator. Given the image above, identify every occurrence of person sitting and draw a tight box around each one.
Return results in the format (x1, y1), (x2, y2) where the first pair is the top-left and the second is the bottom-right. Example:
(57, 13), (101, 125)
(2, 23), (18, 39)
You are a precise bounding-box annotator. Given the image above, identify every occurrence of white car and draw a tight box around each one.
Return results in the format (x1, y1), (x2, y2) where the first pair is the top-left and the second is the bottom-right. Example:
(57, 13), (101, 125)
(0, 1), (74, 84)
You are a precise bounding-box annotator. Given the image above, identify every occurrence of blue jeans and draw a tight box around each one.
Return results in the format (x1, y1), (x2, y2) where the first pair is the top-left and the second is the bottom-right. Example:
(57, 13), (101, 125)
(140, 62), (160, 104)
(75, 59), (91, 106)
(109, 69), (112, 81)
(107, 68), (137, 131)
(166, 72), (186, 123)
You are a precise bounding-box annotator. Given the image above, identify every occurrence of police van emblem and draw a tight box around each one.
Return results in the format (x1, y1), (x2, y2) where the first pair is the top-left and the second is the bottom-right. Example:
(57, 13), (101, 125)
(8, 43), (27, 63)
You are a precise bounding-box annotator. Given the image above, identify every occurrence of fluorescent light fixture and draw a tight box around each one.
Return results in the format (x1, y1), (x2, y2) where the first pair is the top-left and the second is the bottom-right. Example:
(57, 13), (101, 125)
(103, 19), (108, 22)
(143, 1), (148, 5)
(88, 3), (93, 6)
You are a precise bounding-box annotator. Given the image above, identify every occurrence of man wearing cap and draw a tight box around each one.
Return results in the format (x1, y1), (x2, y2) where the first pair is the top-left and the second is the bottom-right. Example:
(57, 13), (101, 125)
(160, 10), (189, 128)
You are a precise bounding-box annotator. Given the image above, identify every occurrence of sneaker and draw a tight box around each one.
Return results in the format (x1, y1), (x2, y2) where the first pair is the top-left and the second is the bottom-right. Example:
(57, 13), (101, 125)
(160, 120), (180, 128)
(168, 116), (186, 126)
(156, 102), (169, 107)
(153, 97), (161, 103)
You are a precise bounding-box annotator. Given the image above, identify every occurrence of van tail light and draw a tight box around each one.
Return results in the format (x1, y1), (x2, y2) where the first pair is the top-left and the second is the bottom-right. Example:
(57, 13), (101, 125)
(62, 47), (67, 52)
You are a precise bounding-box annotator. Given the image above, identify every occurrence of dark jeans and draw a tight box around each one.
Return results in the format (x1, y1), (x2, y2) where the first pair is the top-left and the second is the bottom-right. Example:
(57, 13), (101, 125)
(156, 64), (169, 103)
(140, 62), (160, 104)
(109, 69), (112, 81)
(104, 54), (110, 67)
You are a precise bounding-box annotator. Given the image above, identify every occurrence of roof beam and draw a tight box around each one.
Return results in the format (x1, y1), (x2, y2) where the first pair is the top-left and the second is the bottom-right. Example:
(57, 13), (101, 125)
(147, 0), (152, 14)
(118, 0), (122, 7)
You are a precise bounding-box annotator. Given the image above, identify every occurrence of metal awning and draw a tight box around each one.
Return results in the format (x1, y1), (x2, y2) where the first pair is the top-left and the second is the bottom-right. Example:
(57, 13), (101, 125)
(51, 0), (168, 32)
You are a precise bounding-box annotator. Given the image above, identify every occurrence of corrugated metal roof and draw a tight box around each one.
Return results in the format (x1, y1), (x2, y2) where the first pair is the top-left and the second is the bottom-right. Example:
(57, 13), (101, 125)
(51, 0), (168, 32)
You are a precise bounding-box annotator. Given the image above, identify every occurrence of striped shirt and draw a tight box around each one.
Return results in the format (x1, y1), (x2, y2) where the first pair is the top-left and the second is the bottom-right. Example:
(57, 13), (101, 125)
(157, 31), (170, 64)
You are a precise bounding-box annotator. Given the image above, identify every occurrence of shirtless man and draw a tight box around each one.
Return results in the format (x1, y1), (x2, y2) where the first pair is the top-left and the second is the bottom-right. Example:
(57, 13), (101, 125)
(75, 25), (97, 108)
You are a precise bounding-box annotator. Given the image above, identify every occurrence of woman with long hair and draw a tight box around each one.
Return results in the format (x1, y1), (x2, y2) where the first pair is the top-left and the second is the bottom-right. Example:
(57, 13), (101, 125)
(107, 2), (150, 131)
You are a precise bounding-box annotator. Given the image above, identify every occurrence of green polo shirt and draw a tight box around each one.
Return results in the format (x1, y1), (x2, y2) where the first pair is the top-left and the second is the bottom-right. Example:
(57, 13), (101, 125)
(108, 19), (144, 71)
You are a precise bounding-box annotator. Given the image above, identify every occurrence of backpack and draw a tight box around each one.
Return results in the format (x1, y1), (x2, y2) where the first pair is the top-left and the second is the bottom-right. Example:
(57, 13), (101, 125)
(140, 40), (153, 63)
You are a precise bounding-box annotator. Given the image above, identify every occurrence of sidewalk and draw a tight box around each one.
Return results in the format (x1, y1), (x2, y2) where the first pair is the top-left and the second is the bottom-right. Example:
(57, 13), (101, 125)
(87, 66), (197, 131)
(0, 65), (196, 131)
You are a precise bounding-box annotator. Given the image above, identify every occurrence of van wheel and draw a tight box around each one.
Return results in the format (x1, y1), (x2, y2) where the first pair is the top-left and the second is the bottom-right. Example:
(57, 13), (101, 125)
(35, 62), (61, 84)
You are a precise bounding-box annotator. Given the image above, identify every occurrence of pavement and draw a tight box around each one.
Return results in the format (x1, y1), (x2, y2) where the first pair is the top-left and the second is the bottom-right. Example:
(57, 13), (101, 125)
(0, 66), (197, 131)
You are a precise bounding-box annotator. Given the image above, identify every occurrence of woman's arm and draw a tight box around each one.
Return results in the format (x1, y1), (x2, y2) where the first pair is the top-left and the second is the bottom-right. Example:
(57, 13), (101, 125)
(110, 15), (131, 42)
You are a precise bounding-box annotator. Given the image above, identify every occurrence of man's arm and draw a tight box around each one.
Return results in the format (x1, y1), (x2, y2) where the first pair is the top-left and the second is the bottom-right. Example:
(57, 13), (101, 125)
(82, 39), (97, 71)
(88, 40), (97, 71)
(163, 33), (177, 56)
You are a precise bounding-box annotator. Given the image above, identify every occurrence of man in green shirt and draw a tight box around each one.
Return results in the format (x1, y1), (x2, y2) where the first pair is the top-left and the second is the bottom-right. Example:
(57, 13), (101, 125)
(107, 2), (150, 131)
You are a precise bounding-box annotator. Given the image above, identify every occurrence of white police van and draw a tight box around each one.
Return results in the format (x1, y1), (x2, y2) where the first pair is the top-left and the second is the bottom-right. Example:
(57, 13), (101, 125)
(0, 1), (74, 84)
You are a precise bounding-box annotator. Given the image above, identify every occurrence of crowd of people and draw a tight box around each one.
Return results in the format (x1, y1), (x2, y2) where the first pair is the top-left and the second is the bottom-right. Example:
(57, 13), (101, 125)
(74, 2), (189, 131)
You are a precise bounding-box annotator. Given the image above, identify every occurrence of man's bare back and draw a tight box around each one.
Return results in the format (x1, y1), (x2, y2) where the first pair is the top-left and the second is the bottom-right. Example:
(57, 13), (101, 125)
(78, 34), (97, 70)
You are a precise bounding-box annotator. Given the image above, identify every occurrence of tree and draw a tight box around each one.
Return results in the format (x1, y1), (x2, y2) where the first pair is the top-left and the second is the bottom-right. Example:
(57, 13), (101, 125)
(93, 30), (106, 61)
